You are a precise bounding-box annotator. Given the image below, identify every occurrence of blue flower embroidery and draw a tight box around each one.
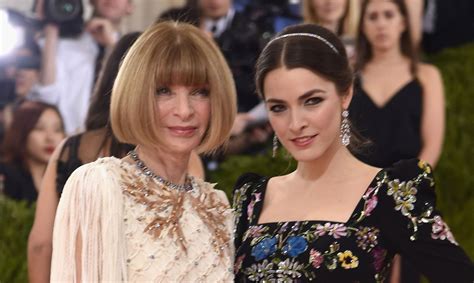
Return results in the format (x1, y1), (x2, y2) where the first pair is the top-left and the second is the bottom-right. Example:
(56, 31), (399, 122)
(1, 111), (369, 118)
(282, 236), (308, 257)
(251, 237), (277, 261)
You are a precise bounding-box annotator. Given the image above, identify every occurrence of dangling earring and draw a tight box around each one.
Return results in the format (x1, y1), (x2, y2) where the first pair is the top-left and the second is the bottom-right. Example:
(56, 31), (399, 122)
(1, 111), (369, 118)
(340, 110), (351, 146)
(272, 134), (279, 158)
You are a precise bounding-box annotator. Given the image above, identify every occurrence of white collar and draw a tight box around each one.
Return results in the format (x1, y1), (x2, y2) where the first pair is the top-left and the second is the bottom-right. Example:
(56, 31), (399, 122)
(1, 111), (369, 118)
(202, 7), (235, 37)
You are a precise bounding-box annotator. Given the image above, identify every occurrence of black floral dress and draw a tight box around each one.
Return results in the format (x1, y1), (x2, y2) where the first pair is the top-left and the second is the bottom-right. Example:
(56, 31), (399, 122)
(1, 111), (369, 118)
(233, 159), (474, 282)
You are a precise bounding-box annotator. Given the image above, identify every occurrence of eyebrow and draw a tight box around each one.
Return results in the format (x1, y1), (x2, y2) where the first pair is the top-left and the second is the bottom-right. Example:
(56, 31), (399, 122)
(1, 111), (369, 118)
(265, 89), (326, 104)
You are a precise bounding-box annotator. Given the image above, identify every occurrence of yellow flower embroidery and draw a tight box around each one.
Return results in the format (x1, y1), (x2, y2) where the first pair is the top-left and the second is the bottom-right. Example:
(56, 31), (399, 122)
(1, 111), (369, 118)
(337, 250), (359, 269)
(418, 160), (431, 174)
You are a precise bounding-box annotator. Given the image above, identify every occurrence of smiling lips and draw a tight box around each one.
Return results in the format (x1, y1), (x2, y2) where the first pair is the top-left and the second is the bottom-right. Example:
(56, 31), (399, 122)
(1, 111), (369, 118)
(290, 134), (318, 148)
(168, 126), (198, 137)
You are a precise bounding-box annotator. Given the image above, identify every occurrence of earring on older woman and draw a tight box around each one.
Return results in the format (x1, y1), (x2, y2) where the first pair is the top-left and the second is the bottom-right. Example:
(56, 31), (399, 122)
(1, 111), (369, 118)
(340, 110), (351, 146)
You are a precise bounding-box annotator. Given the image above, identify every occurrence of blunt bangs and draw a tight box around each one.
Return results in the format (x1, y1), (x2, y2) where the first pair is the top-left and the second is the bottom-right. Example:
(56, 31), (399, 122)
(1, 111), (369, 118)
(154, 36), (210, 88)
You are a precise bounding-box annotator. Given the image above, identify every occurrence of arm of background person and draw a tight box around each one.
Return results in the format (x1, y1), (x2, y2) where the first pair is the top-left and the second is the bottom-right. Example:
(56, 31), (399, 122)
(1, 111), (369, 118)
(418, 63), (445, 167)
(27, 139), (66, 283)
(28, 0), (62, 105)
(405, 0), (424, 49)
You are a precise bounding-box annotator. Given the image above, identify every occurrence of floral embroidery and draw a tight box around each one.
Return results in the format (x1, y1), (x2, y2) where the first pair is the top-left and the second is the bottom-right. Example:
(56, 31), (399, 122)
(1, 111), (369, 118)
(388, 179), (418, 216)
(431, 215), (458, 245)
(244, 259), (273, 281)
(235, 160), (460, 282)
(372, 247), (387, 273)
(323, 242), (340, 270)
(282, 236), (308, 257)
(364, 193), (378, 216)
(251, 236), (277, 261)
(276, 258), (306, 280)
(247, 192), (262, 221)
(337, 250), (359, 269)
(418, 160), (431, 174)
(243, 225), (268, 241)
(233, 182), (250, 226)
(355, 226), (379, 251)
(315, 223), (348, 239)
(309, 249), (324, 269)
(234, 254), (245, 273)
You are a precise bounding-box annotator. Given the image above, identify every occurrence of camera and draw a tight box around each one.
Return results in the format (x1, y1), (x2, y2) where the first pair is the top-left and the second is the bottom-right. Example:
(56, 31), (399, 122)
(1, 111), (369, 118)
(43, 0), (83, 23)
(42, 0), (84, 37)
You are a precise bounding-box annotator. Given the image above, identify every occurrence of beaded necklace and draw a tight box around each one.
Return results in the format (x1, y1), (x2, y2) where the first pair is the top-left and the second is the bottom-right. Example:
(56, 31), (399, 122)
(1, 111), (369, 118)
(128, 149), (194, 192)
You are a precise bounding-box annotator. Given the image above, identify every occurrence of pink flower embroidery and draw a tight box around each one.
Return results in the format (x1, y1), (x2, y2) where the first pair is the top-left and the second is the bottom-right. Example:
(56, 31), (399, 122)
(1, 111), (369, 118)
(234, 254), (245, 273)
(247, 193), (262, 221)
(364, 195), (378, 216)
(315, 223), (347, 239)
(243, 225), (266, 240)
(329, 224), (348, 239)
(431, 215), (458, 245)
(309, 249), (324, 269)
(372, 247), (387, 272)
(315, 223), (333, 237)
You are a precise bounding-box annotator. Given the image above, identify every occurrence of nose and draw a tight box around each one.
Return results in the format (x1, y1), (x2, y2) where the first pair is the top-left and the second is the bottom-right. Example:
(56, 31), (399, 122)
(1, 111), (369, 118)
(44, 129), (58, 143)
(288, 108), (307, 133)
(174, 93), (194, 121)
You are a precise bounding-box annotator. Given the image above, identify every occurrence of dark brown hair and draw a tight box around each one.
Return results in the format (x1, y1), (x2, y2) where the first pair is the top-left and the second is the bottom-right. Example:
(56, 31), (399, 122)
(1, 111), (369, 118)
(86, 32), (141, 130)
(355, 0), (418, 74)
(1, 101), (64, 168)
(256, 24), (353, 98)
(85, 32), (140, 157)
(255, 23), (368, 151)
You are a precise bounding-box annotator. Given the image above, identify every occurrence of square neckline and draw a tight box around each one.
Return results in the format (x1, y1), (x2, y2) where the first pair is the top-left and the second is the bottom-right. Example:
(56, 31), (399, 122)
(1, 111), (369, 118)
(254, 168), (385, 226)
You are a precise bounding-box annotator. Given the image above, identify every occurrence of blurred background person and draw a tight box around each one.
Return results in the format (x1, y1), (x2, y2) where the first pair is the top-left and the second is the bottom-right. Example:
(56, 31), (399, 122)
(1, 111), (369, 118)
(0, 38), (42, 142)
(302, 0), (359, 59)
(28, 0), (134, 135)
(350, 0), (445, 281)
(0, 101), (65, 202)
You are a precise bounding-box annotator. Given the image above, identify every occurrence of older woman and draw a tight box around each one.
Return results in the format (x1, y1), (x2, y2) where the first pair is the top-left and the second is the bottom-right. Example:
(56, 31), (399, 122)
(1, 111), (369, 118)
(50, 21), (236, 282)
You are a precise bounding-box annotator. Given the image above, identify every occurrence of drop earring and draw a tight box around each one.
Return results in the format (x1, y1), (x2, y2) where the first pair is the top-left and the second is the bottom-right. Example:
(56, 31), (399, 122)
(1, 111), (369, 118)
(272, 134), (278, 158)
(340, 110), (351, 146)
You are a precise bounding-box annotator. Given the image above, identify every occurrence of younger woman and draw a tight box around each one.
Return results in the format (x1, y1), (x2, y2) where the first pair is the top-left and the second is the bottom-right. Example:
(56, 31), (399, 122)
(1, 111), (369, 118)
(233, 23), (473, 282)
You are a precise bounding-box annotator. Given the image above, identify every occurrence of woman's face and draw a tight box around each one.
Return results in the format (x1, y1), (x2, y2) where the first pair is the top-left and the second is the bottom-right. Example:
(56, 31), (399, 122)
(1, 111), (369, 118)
(154, 84), (211, 155)
(15, 68), (39, 97)
(264, 67), (351, 162)
(26, 108), (65, 164)
(362, 0), (406, 51)
(312, 0), (348, 25)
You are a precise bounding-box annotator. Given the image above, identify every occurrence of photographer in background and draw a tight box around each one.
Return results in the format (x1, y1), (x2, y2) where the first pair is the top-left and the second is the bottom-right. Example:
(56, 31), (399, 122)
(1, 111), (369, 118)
(28, 0), (133, 135)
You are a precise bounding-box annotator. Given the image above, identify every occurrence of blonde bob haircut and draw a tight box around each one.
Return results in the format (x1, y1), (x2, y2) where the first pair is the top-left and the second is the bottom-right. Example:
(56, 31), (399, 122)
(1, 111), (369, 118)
(110, 21), (237, 154)
(302, 0), (359, 38)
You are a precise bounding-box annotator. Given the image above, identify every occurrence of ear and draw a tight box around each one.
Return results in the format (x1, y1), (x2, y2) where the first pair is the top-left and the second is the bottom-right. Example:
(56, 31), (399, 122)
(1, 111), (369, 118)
(341, 85), (353, 110)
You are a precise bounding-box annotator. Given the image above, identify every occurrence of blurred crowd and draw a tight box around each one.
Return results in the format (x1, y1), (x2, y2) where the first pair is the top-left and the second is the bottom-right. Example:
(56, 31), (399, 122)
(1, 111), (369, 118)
(0, 0), (473, 281)
(1, 0), (474, 195)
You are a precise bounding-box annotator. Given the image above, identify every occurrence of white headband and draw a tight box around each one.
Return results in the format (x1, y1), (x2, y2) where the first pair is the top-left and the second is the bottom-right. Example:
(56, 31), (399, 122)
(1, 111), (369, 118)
(266, 32), (339, 54)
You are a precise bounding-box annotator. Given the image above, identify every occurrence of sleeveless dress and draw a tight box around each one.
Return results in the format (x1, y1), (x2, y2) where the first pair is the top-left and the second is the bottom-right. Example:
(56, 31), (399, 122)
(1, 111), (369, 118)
(233, 159), (474, 282)
(349, 77), (423, 168)
(55, 133), (134, 198)
(0, 162), (37, 202)
(51, 157), (234, 282)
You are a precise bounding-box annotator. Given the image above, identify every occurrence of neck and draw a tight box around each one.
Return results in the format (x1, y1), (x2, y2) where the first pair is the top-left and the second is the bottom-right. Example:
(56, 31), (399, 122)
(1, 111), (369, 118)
(135, 145), (190, 185)
(320, 20), (340, 35)
(92, 12), (121, 29)
(294, 141), (359, 184)
(26, 158), (47, 191)
(370, 45), (404, 65)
